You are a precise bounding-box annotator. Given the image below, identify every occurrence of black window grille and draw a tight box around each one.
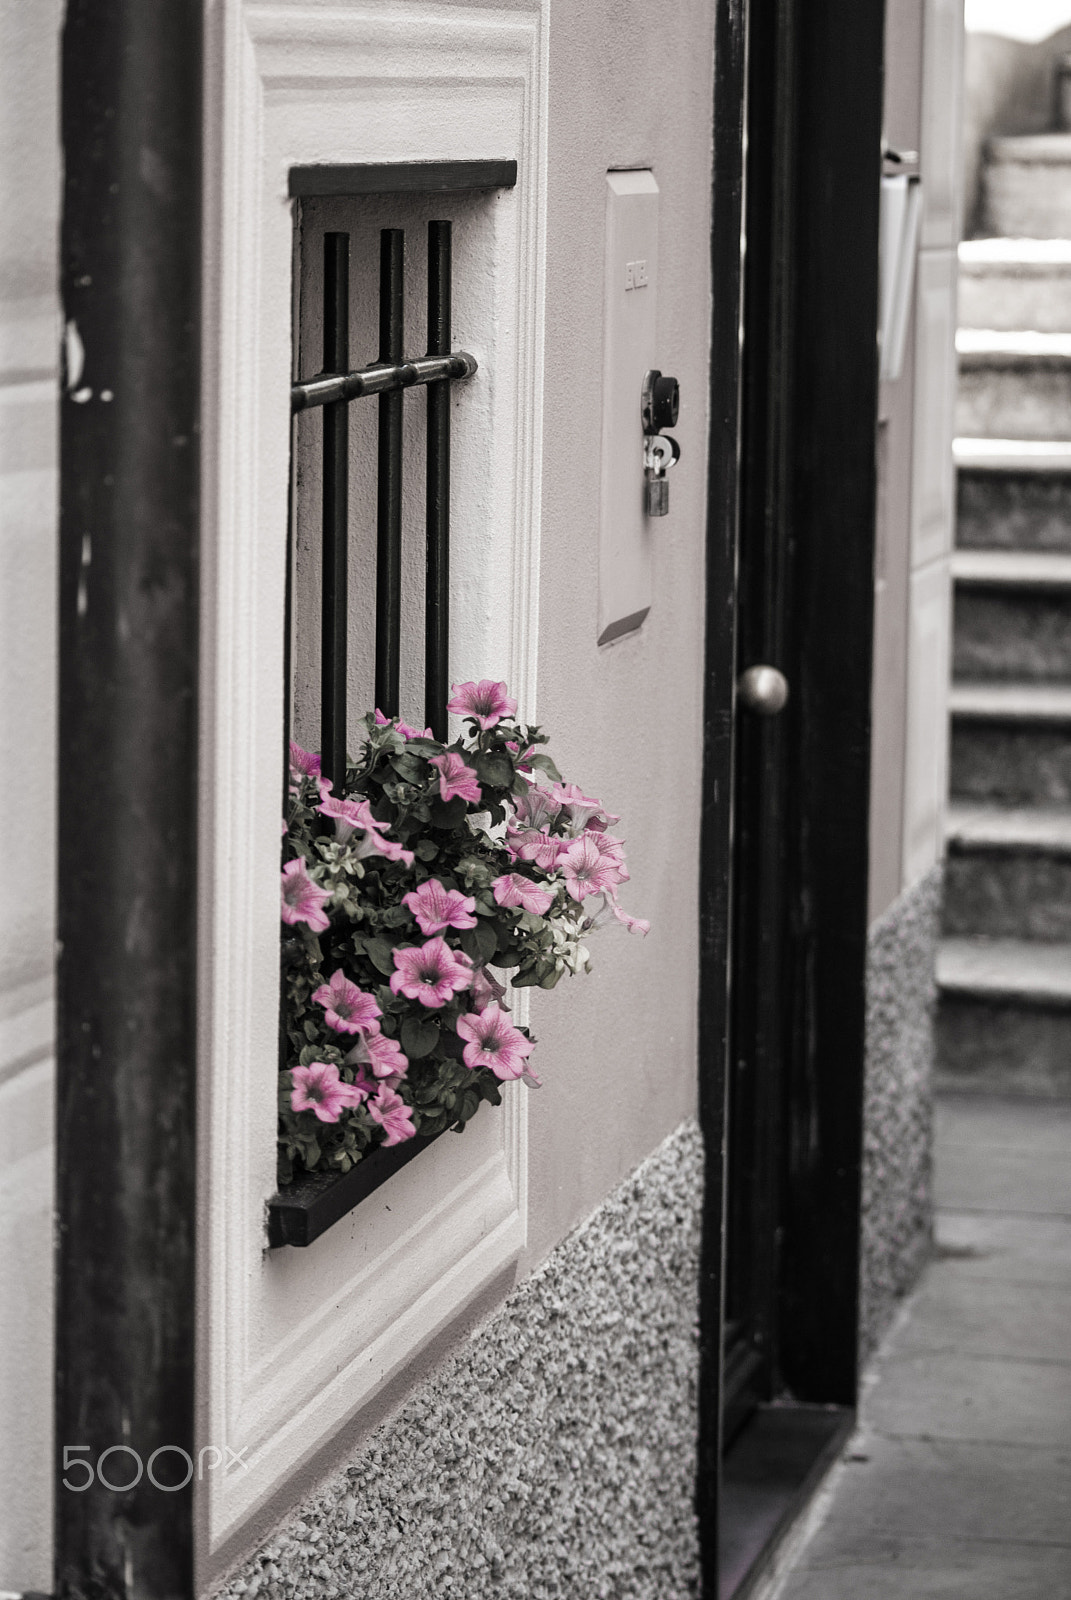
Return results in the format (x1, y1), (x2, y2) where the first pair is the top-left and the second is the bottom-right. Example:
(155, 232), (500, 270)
(291, 221), (475, 784)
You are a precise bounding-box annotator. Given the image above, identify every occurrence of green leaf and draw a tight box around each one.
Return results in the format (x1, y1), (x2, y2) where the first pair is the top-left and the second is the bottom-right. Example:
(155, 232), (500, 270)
(401, 1015), (439, 1059)
(429, 796), (468, 829)
(389, 753), (425, 783)
(475, 751), (514, 789)
(366, 936), (397, 976)
(526, 751), (563, 781)
(415, 838), (439, 862)
(473, 917), (498, 963)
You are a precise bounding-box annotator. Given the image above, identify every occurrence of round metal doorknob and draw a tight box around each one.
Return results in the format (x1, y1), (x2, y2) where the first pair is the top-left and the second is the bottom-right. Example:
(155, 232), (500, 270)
(737, 664), (789, 716)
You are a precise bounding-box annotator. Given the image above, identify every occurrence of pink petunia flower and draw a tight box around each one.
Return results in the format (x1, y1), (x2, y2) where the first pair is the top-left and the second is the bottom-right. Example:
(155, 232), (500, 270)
(446, 679), (517, 730)
(311, 970), (382, 1035)
(345, 1027), (410, 1081)
(390, 937), (473, 1009)
(317, 792), (387, 843)
(582, 889), (650, 939)
(512, 787), (561, 831)
(289, 1061), (366, 1123)
(455, 1004), (533, 1080)
(374, 709), (433, 740)
(551, 782), (621, 836)
(288, 740), (321, 782)
(559, 833), (624, 902)
(472, 965), (509, 1013)
(281, 858), (332, 932)
(316, 792), (415, 866)
(586, 830), (630, 887)
(492, 872), (554, 915)
(403, 878), (478, 935)
(429, 751), (482, 805)
(367, 1084), (417, 1146)
(610, 898), (650, 936)
(506, 826), (567, 872)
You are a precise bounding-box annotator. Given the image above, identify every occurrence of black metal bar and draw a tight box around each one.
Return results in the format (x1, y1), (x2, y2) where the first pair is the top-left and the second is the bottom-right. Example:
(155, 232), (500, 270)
(376, 229), (404, 717)
(291, 350), (476, 413)
(322, 232), (349, 793)
(289, 159), (518, 198)
(425, 221), (452, 739)
(57, 0), (201, 1595)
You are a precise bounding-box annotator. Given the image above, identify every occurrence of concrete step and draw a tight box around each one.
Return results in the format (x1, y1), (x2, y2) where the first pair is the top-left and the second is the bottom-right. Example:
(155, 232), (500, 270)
(944, 804), (1071, 939)
(981, 132), (1071, 238)
(953, 551), (1071, 680)
(956, 439), (1071, 551)
(949, 682), (1071, 804)
(936, 937), (1071, 1097)
(956, 330), (1071, 440)
(959, 238), (1071, 332)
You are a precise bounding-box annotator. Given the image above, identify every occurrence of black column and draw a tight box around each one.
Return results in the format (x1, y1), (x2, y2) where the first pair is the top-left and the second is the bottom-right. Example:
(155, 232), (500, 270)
(57, 1), (202, 1595)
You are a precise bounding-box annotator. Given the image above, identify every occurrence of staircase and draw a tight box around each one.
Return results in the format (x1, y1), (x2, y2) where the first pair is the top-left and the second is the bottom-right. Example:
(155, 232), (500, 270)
(938, 155), (1071, 1099)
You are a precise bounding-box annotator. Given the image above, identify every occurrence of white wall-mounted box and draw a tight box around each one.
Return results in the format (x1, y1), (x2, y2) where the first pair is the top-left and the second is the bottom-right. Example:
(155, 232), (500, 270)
(598, 170), (659, 646)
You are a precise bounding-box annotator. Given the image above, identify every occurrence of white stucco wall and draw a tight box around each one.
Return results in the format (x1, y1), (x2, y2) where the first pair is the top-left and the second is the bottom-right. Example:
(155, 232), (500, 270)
(198, 0), (713, 1570)
(0, 0), (61, 1589)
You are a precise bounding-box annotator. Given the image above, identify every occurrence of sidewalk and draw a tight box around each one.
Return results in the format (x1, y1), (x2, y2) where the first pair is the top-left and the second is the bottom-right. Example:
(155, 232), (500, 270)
(769, 1094), (1071, 1598)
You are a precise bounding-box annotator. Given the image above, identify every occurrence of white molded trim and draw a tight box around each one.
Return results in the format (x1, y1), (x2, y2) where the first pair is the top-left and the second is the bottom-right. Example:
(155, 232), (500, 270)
(200, 0), (546, 1554)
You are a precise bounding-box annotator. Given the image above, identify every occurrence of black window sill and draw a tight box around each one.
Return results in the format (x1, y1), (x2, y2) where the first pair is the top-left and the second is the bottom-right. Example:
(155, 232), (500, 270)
(267, 1130), (442, 1248)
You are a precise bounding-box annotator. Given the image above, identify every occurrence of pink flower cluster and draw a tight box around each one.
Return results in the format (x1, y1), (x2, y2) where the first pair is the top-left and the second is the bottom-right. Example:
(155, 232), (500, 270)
(290, 1063), (415, 1144)
(289, 968), (415, 1141)
(499, 780), (647, 936)
(282, 682), (648, 1175)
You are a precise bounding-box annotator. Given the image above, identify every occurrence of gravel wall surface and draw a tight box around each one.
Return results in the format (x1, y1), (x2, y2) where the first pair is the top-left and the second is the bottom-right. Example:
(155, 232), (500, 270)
(214, 1120), (703, 1600)
(859, 865), (941, 1359)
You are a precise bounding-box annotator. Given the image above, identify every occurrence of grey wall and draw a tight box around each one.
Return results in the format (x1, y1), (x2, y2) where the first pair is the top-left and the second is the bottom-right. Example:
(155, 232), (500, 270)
(211, 1121), (703, 1600)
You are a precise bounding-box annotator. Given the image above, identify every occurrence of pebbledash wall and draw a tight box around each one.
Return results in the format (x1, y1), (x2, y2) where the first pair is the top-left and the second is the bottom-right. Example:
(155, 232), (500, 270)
(213, 1124), (704, 1600)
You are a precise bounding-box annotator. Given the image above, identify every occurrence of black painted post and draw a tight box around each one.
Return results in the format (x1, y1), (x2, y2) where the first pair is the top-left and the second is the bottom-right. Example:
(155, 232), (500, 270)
(57, 1), (201, 1596)
(425, 222), (452, 740)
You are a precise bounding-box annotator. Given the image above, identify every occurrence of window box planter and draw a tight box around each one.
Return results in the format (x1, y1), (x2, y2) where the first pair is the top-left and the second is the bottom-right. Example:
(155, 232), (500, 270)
(268, 1129), (443, 1248)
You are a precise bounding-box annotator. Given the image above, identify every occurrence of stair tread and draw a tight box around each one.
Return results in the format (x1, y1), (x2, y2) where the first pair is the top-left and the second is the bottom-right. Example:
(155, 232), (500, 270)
(957, 328), (1071, 363)
(988, 133), (1071, 164)
(955, 436), (1071, 471)
(950, 681), (1071, 720)
(938, 937), (1071, 1002)
(960, 238), (1071, 268)
(952, 548), (1071, 586)
(946, 803), (1071, 851)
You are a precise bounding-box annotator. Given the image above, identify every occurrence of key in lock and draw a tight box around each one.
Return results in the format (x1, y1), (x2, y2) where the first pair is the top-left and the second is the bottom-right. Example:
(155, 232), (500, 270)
(643, 431), (681, 517)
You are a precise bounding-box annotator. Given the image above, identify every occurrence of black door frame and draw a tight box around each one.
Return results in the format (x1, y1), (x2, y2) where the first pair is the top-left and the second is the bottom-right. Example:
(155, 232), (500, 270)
(699, 0), (886, 1589)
